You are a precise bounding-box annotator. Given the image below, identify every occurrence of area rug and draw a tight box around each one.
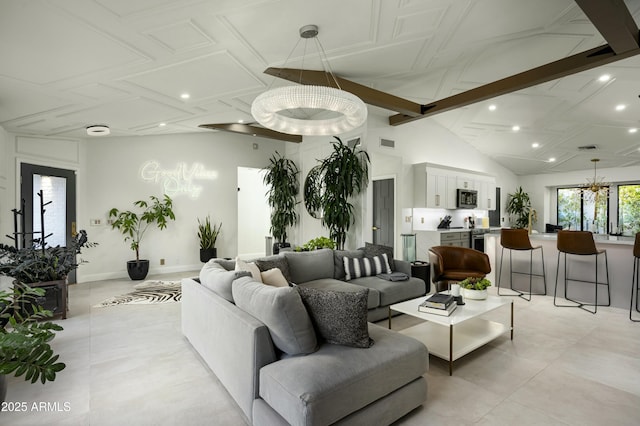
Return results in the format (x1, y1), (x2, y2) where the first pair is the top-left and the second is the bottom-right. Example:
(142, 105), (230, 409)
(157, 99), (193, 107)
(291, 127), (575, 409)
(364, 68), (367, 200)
(93, 280), (181, 307)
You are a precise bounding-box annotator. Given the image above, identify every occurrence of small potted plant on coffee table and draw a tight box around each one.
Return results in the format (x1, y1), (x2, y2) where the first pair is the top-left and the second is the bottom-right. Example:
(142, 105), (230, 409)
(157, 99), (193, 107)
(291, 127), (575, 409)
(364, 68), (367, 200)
(459, 277), (492, 300)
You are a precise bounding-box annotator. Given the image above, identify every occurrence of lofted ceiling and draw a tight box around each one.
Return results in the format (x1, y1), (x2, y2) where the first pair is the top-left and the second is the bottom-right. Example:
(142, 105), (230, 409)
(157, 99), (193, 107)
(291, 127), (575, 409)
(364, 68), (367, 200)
(1, 0), (640, 175)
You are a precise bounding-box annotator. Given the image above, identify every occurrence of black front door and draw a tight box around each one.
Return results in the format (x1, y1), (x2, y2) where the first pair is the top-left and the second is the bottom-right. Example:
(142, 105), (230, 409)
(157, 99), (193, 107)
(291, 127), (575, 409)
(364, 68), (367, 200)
(20, 163), (77, 283)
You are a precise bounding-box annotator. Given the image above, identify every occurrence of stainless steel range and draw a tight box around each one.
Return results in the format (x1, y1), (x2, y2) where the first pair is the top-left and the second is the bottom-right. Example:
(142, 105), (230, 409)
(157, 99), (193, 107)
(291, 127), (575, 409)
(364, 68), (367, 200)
(471, 228), (491, 252)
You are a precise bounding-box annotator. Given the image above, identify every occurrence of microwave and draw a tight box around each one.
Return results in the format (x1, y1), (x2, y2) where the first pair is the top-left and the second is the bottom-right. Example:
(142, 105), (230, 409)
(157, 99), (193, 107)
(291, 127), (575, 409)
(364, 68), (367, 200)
(457, 189), (478, 209)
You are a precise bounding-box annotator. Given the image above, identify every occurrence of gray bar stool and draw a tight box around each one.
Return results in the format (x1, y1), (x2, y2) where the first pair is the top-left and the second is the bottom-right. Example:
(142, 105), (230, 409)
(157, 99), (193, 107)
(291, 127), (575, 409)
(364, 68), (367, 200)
(630, 233), (640, 322)
(497, 228), (546, 301)
(554, 230), (610, 314)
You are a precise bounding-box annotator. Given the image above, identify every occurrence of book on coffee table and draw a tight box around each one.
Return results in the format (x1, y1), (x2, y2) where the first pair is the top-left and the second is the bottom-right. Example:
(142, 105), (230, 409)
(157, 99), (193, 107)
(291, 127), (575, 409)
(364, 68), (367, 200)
(418, 301), (457, 316)
(421, 293), (455, 309)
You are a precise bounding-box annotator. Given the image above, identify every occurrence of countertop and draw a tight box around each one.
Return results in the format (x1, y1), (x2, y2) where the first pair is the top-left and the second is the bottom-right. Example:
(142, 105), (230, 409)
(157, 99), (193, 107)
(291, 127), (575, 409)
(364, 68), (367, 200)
(485, 232), (634, 246)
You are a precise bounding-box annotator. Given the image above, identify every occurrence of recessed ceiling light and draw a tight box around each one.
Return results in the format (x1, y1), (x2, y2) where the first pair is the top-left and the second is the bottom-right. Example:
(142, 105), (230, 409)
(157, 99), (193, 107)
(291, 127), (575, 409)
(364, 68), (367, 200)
(180, 93), (190, 99)
(548, 157), (556, 162)
(629, 128), (637, 133)
(488, 104), (497, 111)
(532, 142), (540, 148)
(615, 104), (626, 111)
(598, 74), (611, 82)
(86, 125), (110, 136)
(158, 122), (166, 127)
(512, 125), (520, 132)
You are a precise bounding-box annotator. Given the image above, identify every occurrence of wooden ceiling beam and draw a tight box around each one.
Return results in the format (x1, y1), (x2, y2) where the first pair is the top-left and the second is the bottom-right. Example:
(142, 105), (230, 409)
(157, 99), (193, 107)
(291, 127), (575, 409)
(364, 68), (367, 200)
(199, 123), (302, 143)
(264, 67), (423, 117)
(574, 0), (639, 54)
(389, 43), (640, 126)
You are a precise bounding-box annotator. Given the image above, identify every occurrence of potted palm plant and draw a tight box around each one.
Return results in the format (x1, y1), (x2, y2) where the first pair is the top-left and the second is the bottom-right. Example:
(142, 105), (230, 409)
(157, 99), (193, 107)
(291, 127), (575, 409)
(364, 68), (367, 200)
(197, 216), (221, 262)
(109, 194), (176, 280)
(304, 137), (370, 250)
(263, 152), (300, 254)
(506, 186), (536, 230)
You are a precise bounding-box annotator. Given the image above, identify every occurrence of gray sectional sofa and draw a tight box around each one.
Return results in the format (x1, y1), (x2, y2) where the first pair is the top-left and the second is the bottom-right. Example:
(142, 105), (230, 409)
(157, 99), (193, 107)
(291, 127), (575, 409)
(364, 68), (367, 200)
(181, 247), (429, 425)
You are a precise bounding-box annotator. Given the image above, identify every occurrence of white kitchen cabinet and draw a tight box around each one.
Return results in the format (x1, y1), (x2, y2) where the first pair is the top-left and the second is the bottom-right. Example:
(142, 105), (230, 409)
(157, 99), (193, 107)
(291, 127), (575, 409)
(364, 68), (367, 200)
(476, 177), (497, 211)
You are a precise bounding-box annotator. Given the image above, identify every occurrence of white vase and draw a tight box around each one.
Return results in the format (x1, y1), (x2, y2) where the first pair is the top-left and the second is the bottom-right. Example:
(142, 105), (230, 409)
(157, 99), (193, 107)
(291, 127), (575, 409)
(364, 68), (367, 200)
(463, 288), (488, 300)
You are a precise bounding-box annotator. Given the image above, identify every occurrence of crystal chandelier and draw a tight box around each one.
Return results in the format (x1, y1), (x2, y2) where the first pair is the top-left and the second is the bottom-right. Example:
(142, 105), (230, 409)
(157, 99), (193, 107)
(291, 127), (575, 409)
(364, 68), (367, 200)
(251, 25), (367, 136)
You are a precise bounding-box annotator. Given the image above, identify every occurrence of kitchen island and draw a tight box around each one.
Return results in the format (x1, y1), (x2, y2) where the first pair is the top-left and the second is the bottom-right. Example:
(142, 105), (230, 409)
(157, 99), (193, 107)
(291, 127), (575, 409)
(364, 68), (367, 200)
(484, 232), (634, 310)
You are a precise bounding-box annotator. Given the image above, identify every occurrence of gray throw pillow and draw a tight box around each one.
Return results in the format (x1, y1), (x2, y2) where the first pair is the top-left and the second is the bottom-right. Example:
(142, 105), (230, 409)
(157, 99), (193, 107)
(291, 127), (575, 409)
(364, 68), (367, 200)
(333, 249), (364, 279)
(214, 258), (236, 271)
(255, 255), (292, 283)
(296, 286), (374, 348)
(200, 260), (250, 302)
(364, 242), (395, 270)
(232, 276), (317, 356)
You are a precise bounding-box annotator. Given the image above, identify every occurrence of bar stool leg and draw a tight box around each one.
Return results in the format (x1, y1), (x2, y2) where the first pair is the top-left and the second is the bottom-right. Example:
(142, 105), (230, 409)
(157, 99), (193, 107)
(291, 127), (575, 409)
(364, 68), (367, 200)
(632, 256), (640, 322)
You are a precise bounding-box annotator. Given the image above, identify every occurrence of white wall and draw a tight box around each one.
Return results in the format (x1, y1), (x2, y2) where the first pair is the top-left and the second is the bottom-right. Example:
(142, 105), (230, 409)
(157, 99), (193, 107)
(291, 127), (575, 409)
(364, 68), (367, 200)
(0, 129), (285, 282)
(237, 167), (270, 258)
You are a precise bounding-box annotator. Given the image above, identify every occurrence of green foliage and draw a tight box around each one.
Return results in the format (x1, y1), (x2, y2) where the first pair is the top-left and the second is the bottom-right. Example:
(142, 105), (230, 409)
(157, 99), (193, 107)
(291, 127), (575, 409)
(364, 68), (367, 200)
(557, 188), (581, 230)
(459, 277), (492, 290)
(0, 284), (66, 384)
(618, 184), (640, 235)
(506, 186), (535, 229)
(263, 152), (300, 245)
(303, 137), (370, 250)
(109, 194), (176, 261)
(197, 216), (221, 249)
(298, 236), (336, 251)
(0, 230), (96, 284)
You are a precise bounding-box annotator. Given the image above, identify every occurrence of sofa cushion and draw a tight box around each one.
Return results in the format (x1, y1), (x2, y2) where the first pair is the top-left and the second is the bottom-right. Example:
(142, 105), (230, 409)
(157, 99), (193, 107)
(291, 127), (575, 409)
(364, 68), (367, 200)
(363, 242), (395, 270)
(259, 323), (429, 426)
(260, 268), (289, 287)
(235, 258), (262, 282)
(255, 255), (291, 283)
(284, 249), (334, 283)
(298, 279), (380, 309)
(232, 276), (317, 356)
(349, 276), (426, 306)
(214, 258), (236, 271)
(344, 253), (391, 280)
(199, 260), (251, 302)
(296, 286), (373, 348)
(333, 249), (364, 279)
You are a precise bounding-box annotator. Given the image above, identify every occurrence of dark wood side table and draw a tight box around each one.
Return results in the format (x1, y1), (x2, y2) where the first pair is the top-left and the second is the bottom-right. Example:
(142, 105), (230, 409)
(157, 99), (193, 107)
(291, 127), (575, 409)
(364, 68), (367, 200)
(411, 261), (430, 293)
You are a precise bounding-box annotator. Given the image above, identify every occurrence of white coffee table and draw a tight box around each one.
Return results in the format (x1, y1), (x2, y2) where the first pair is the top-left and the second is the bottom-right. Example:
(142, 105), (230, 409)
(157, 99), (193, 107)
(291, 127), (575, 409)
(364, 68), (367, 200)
(389, 294), (513, 375)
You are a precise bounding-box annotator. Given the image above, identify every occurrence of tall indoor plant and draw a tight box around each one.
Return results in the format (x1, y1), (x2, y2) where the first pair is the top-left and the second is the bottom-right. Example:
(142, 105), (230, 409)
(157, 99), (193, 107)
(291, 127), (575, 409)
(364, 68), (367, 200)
(109, 194), (175, 280)
(197, 216), (221, 262)
(304, 137), (370, 250)
(263, 152), (300, 254)
(506, 186), (536, 230)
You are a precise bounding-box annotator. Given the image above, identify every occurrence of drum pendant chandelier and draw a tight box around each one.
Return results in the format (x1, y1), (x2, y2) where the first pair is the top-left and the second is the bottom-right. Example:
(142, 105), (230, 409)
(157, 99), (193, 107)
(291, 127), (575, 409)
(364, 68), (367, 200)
(251, 25), (367, 136)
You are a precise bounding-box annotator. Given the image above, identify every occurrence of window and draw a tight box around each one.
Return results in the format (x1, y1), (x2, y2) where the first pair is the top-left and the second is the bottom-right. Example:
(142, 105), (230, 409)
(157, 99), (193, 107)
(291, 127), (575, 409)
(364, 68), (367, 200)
(618, 184), (640, 236)
(557, 187), (609, 233)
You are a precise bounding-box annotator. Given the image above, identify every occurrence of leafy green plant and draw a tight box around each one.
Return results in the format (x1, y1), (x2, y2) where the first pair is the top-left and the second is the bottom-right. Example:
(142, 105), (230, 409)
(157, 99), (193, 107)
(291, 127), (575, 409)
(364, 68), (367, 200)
(506, 186), (535, 229)
(109, 194), (176, 261)
(0, 284), (65, 384)
(0, 230), (95, 284)
(263, 152), (300, 245)
(459, 277), (492, 290)
(301, 236), (335, 251)
(304, 137), (370, 250)
(197, 216), (221, 250)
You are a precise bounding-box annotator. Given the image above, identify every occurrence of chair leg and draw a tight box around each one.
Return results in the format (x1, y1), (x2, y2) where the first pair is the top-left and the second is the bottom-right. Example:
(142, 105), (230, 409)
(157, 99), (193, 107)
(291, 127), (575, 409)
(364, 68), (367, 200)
(632, 257), (640, 322)
(497, 248), (524, 298)
(540, 247), (547, 295)
(556, 252), (609, 315)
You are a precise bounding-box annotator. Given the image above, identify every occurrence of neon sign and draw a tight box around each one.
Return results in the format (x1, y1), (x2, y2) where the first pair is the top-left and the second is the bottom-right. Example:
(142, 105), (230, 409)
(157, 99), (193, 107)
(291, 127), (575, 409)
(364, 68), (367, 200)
(140, 161), (218, 198)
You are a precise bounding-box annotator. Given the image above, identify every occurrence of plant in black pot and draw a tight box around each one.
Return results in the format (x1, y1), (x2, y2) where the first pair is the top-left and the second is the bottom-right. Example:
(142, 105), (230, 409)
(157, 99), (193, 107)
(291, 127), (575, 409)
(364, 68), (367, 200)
(109, 194), (175, 280)
(197, 216), (221, 262)
(263, 152), (300, 254)
(304, 137), (370, 250)
(0, 283), (66, 401)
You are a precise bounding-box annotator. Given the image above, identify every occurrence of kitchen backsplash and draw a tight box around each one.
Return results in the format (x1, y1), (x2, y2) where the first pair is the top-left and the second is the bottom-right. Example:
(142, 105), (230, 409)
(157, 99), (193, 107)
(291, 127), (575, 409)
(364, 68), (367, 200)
(411, 208), (488, 230)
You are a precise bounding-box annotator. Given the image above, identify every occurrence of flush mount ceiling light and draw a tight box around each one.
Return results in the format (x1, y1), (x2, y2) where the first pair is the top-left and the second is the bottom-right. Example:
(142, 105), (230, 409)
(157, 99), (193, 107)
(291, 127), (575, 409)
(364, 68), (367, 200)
(251, 25), (367, 136)
(86, 125), (110, 136)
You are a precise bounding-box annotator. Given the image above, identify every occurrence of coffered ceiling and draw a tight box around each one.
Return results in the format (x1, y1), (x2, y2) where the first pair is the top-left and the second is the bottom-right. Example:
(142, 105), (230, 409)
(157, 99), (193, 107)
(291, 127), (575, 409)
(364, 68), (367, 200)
(1, 0), (640, 175)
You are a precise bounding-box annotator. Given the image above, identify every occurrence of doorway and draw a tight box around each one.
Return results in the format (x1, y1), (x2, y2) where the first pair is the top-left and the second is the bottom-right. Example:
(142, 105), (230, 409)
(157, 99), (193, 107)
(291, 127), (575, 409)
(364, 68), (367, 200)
(237, 167), (271, 259)
(20, 163), (77, 283)
(372, 178), (395, 248)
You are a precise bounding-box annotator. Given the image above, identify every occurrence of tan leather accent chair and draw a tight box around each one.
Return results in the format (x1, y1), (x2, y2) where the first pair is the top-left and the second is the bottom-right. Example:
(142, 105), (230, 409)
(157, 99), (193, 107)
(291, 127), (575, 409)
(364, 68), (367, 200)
(428, 246), (491, 292)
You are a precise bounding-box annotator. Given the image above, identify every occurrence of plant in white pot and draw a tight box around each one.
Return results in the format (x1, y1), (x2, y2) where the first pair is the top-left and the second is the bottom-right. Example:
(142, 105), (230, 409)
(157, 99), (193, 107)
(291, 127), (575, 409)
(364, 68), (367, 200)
(459, 277), (492, 300)
(109, 194), (175, 280)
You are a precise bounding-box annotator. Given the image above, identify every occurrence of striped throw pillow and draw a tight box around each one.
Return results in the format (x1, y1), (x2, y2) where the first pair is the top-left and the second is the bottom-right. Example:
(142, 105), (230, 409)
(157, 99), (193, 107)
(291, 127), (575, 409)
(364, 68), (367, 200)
(343, 253), (391, 281)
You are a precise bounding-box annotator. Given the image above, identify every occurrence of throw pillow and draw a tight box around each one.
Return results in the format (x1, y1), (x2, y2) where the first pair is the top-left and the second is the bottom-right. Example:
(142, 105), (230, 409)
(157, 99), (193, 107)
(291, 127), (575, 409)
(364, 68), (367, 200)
(235, 257), (262, 282)
(255, 255), (292, 283)
(232, 277), (317, 355)
(296, 286), (374, 348)
(260, 268), (289, 287)
(199, 260), (251, 302)
(343, 253), (391, 281)
(363, 242), (395, 270)
(333, 249), (365, 279)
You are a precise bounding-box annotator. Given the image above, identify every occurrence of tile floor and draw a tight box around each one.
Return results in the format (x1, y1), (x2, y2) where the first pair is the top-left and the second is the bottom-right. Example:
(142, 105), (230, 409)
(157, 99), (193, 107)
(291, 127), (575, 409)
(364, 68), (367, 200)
(2, 271), (640, 425)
